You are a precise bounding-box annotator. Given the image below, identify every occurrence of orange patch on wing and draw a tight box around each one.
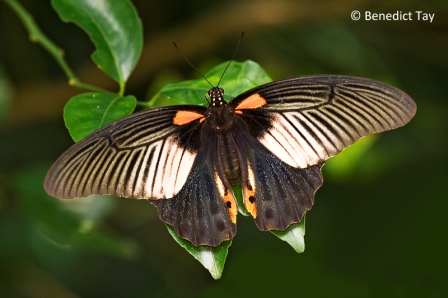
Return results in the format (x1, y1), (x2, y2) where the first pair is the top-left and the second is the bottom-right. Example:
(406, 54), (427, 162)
(243, 187), (257, 218)
(214, 173), (238, 224)
(223, 190), (238, 224)
(173, 111), (204, 125)
(243, 163), (257, 217)
(235, 93), (267, 110)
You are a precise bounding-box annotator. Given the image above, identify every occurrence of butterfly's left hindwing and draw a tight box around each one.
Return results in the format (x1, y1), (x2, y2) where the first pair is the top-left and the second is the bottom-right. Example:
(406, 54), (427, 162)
(151, 128), (238, 247)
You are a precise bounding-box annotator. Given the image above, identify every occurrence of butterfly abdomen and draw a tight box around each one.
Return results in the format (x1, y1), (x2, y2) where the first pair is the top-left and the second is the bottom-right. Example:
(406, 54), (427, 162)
(218, 132), (240, 184)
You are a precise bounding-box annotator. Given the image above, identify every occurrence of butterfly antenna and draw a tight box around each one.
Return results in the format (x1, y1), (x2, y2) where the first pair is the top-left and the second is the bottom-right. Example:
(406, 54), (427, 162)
(173, 42), (213, 88)
(217, 31), (244, 87)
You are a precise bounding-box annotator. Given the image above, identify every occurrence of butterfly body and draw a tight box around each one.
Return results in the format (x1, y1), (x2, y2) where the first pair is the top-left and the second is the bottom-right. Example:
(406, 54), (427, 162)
(216, 131), (240, 184)
(45, 75), (416, 247)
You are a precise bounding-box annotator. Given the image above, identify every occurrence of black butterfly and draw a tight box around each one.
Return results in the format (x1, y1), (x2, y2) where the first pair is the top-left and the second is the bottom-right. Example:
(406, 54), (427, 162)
(44, 74), (416, 246)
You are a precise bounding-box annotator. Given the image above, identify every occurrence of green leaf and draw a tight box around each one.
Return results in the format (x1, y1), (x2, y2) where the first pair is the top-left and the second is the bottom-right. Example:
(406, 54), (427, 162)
(270, 216), (306, 253)
(51, 0), (143, 84)
(150, 60), (272, 107)
(232, 184), (250, 216)
(64, 92), (136, 141)
(166, 224), (231, 280)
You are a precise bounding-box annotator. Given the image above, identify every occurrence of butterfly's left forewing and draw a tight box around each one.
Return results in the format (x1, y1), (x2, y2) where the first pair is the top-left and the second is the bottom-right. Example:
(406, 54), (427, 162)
(44, 106), (205, 200)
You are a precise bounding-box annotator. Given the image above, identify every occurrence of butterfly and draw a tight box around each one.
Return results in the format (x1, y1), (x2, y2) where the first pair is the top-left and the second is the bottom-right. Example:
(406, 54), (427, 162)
(44, 72), (416, 247)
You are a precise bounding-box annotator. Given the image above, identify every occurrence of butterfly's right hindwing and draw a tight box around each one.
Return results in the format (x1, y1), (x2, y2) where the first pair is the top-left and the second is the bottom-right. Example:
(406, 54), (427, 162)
(232, 123), (324, 232)
(44, 106), (206, 200)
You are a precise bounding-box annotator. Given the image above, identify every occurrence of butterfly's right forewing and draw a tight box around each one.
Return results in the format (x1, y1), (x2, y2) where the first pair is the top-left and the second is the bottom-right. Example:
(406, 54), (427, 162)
(232, 75), (417, 169)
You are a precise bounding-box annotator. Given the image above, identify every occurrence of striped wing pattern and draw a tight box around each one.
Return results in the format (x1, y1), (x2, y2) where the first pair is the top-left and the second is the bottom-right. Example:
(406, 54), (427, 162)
(44, 74), (417, 247)
(234, 76), (417, 168)
(44, 106), (205, 200)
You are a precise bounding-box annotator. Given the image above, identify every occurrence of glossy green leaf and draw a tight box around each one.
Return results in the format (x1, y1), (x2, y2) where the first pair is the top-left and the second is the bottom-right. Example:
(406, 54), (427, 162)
(270, 216), (306, 253)
(64, 92), (136, 141)
(232, 184), (250, 216)
(150, 60), (272, 107)
(51, 0), (143, 83)
(166, 224), (231, 280)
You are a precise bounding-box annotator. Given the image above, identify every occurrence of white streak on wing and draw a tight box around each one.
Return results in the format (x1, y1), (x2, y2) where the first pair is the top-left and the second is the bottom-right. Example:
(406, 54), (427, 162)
(283, 112), (324, 163)
(168, 144), (183, 192)
(260, 131), (298, 167)
(152, 139), (171, 198)
(133, 144), (153, 197)
(259, 113), (330, 168)
(247, 161), (256, 189)
(174, 149), (195, 193)
(144, 140), (163, 197)
(293, 113), (329, 162)
(160, 138), (196, 198)
(259, 114), (309, 168)
(271, 115), (299, 161)
(124, 150), (143, 194)
(144, 137), (195, 199)
(297, 112), (338, 157)
(110, 151), (128, 195)
(275, 113), (316, 167)
(214, 172), (225, 197)
(160, 139), (177, 196)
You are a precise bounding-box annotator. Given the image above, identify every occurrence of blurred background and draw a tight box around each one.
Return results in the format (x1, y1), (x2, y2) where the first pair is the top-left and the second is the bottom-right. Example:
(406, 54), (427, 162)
(0, 0), (447, 297)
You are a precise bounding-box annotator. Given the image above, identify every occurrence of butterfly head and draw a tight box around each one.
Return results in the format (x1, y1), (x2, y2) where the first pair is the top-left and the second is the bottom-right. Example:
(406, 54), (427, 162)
(205, 87), (235, 131)
(207, 87), (225, 107)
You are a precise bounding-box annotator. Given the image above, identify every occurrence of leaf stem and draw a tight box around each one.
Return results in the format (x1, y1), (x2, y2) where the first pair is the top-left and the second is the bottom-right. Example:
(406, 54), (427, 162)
(118, 81), (126, 97)
(3, 0), (108, 93)
(136, 101), (152, 109)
